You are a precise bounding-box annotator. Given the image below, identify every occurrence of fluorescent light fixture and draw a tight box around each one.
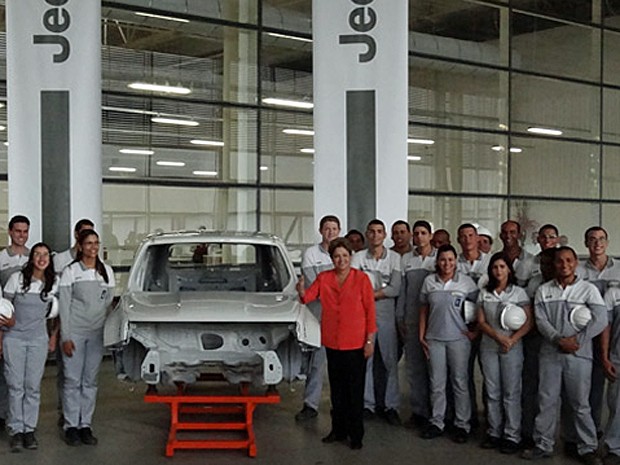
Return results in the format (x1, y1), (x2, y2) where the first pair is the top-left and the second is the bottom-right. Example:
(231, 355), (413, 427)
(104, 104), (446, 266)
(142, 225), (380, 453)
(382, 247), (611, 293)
(267, 32), (312, 43)
(109, 166), (136, 173)
(510, 147), (523, 153)
(407, 155), (422, 161)
(0, 125), (6, 131)
(492, 145), (523, 153)
(260, 166), (269, 171)
(282, 128), (315, 136)
(119, 148), (154, 155)
(193, 170), (218, 176)
(151, 117), (199, 127)
(156, 161), (185, 167)
(128, 82), (191, 95)
(0, 103), (5, 109)
(3, 142), (8, 147)
(262, 98), (314, 109)
(300, 148), (315, 154)
(527, 127), (563, 136)
(407, 138), (435, 145)
(135, 12), (189, 23)
(190, 139), (225, 147)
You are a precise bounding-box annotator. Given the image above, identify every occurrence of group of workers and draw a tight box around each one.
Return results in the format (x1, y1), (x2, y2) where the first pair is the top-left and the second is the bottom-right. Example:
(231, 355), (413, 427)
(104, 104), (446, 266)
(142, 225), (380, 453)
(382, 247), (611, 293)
(0, 216), (115, 453)
(296, 215), (620, 465)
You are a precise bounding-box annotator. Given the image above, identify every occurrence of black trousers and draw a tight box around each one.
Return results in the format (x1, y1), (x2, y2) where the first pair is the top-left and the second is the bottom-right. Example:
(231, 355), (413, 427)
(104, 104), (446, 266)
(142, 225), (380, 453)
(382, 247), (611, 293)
(326, 347), (366, 443)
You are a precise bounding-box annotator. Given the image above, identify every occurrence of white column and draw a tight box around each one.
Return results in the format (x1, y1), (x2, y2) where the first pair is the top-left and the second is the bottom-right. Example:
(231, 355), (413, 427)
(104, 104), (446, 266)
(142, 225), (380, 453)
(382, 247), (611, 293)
(6, 0), (102, 248)
(313, 0), (408, 231)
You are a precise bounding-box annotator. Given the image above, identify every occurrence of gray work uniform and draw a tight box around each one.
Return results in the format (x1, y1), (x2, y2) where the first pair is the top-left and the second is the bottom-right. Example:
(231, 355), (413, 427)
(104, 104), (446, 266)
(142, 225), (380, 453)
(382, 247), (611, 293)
(52, 247), (77, 415)
(3, 272), (58, 435)
(299, 243), (332, 411)
(533, 278), (607, 456)
(513, 249), (537, 288)
(420, 271), (478, 432)
(59, 261), (115, 430)
(0, 246), (28, 423)
(577, 258), (620, 432)
(603, 286), (620, 458)
(352, 248), (401, 412)
(478, 285), (529, 443)
(396, 247), (436, 419)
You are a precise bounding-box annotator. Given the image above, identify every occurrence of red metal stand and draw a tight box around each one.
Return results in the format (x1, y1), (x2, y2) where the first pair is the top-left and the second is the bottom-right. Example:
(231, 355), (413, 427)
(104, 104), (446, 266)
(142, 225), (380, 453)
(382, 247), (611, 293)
(144, 385), (280, 457)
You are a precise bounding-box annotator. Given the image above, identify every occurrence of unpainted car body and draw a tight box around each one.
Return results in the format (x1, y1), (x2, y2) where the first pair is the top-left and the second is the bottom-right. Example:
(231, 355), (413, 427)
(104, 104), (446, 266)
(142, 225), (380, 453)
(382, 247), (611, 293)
(104, 231), (320, 386)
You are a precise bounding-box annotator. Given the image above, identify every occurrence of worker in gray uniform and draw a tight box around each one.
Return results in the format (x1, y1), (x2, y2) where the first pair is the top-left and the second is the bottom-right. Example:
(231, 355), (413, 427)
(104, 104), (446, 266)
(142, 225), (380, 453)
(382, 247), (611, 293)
(522, 247), (606, 465)
(59, 230), (115, 447)
(600, 284), (620, 465)
(0, 215), (30, 431)
(578, 227), (620, 434)
(295, 215), (341, 421)
(396, 220), (436, 429)
(52, 218), (95, 428)
(352, 219), (401, 425)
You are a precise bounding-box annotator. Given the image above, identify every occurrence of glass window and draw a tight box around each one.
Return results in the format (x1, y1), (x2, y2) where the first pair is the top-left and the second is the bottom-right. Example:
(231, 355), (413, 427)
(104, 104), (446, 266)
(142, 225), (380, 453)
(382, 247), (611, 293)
(262, 0), (311, 34)
(410, 57), (509, 130)
(603, 30), (620, 86)
(511, 12), (600, 82)
(603, 88), (620, 143)
(408, 128), (508, 195)
(603, 145), (620, 200)
(511, 74), (600, 141)
(510, 136), (600, 199)
(602, 204), (620, 256)
(514, 1), (601, 25)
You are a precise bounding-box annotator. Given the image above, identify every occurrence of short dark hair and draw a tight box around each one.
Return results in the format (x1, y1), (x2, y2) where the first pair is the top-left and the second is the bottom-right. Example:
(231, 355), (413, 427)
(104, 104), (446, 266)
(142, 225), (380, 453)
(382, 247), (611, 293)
(584, 226), (607, 242)
(319, 215), (340, 230)
(502, 220), (521, 233)
(75, 218), (95, 232)
(412, 220), (432, 233)
(345, 229), (364, 240)
(367, 218), (385, 231)
(328, 237), (352, 257)
(391, 220), (410, 232)
(538, 224), (559, 236)
(556, 246), (578, 261)
(457, 223), (478, 235)
(9, 215), (30, 230)
(485, 252), (516, 292)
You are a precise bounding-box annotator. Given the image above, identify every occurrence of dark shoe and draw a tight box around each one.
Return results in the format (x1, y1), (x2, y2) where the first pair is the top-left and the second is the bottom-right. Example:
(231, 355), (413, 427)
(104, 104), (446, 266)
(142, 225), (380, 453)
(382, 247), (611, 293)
(295, 405), (318, 422)
(350, 440), (363, 450)
(452, 427), (468, 444)
(79, 428), (98, 446)
(363, 408), (375, 420)
(64, 427), (81, 447)
(581, 452), (603, 465)
(384, 409), (401, 426)
(521, 447), (552, 460)
(421, 424), (443, 439)
(521, 436), (535, 450)
(480, 435), (500, 449)
(321, 432), (346, 444)
(22, 432), (38, 450)
(10, 433), (24, 453)
(404, 414), (428, 430)
(500, 439), (521, 454)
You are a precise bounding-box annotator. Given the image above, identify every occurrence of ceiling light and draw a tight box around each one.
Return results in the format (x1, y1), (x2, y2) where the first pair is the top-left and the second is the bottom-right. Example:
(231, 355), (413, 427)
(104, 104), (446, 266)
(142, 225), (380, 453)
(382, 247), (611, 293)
(151, 117), (199, 126)
(300, 148), (315, 153)
(0, 103), (5, 109)
(260, 166), (269, 171)
(109, 166), (136, 173)
(119, 148), (154, 155)
(527, 127), (563, 136)
(407, 155), (422, 161)
(128, 82), (191, 95)
(492, 145), (523, 153)
(267, 32), (312, 43)
(0, 125), (5, 131)
(262, 98), (314, 109)
(283, 128), (315, 136)
(509, 147), (522, 153)
(407, 138), (435, 145)
(190, 139), (225, 147)
(193, 170), (218, 176)
(135, 12), (189, 23)
(156, 161), (185, 167)
(3, 142), (8, 147)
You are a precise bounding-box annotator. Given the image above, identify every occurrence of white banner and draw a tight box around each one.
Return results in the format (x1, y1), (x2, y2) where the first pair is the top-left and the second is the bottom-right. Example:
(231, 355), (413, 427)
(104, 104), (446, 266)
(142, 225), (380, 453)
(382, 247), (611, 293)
(313, 0), (408, 232)
(7, 0), (102, 247)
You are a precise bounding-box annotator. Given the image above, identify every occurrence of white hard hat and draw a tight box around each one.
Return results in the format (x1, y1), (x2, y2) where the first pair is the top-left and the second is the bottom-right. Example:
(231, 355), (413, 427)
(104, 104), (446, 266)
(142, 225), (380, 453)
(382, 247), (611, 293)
(463, 300), (477, 324)
(46, 296), (59, 319)
(500, 304), (527, 331)
(0, 298), (14, 319)
(477, 225), (493, 238)
(570, 304), (592, 331)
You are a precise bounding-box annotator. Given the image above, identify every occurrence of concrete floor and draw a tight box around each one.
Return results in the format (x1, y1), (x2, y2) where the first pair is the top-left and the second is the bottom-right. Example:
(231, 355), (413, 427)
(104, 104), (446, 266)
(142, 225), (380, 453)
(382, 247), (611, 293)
(0, 359), (587, 465)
